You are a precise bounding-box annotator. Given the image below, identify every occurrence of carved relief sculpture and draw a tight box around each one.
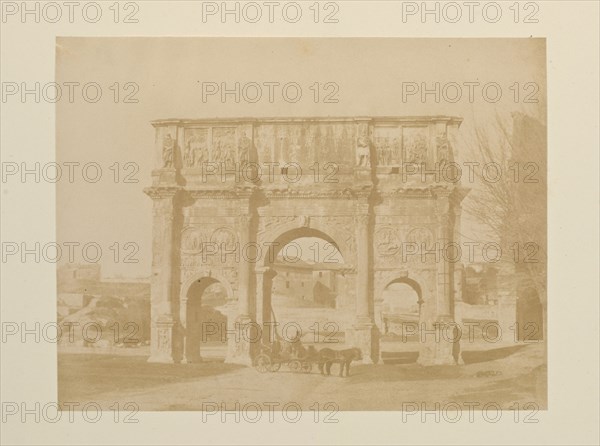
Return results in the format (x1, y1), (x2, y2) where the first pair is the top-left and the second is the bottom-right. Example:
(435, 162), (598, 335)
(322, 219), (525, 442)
(238, 131), (252, 165)
(147, 116), (467, 373)
(375, 226), (400, 256)
(185, 129), (209, 168)
(181, 227), (206, 254)
(162, 133), (175, 168)
(211, 227), (238, 250)
(403, 128), (428, 164)
(356, 127), (371, 168)
(407, 227), (435, 249)
(436, 135), (450, 165)
(212, 128), (236, 165)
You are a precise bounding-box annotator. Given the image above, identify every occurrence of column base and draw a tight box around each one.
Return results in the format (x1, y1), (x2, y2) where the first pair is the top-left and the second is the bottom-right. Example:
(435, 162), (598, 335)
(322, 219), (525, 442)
(148, 315), (177, 364)
(351, 319), (379, 364)
(147, 353), (176, 364)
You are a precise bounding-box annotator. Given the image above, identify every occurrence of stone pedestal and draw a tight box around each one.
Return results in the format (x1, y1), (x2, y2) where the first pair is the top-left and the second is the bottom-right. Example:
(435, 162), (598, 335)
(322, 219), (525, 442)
(148, 315), (177, 363)
(352, 318), (378, 364)
(417, 319), (456, 366)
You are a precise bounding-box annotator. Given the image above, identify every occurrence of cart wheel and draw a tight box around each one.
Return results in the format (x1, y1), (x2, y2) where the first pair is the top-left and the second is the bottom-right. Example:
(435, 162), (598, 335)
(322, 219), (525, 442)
(301, 361), (312, 373)
(254, 354), (271, 373)
(270, 361), (281, 372)
(288, 360), (301, 372)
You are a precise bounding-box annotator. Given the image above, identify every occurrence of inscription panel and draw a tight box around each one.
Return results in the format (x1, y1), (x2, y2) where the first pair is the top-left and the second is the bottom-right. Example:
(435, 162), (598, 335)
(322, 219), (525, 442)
(254, 123), (356, 167)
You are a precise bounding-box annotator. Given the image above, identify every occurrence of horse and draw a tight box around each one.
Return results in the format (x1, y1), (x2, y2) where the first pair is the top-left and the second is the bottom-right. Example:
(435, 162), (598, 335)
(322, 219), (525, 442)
(317, 347), (363, 377)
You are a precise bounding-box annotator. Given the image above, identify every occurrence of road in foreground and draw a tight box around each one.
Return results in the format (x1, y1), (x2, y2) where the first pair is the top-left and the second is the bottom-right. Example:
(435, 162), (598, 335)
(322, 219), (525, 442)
(58, 343), (546, 411)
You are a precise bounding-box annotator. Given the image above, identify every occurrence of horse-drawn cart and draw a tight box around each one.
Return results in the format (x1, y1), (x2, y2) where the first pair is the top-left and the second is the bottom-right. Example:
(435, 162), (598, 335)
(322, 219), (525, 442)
(253, 340), (317, 374)
(251, 311), (362, 376)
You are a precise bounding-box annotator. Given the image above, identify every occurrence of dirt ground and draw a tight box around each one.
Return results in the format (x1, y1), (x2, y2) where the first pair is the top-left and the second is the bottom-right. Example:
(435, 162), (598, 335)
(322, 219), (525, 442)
(58, 343), (546, 411)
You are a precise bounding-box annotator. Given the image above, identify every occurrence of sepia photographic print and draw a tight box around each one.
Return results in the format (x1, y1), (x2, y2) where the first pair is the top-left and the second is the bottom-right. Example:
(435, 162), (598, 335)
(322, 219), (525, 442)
(53, 37), (548, 412)
(3, 1), (600, 444)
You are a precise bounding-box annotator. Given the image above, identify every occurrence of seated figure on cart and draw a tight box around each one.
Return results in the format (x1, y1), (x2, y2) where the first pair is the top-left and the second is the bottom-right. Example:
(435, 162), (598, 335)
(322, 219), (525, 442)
(254, 329), (315, 374)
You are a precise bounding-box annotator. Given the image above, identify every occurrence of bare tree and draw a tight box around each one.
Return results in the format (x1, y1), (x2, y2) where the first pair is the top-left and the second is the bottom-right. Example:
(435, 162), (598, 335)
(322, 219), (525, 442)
(462, 112), (547, 305)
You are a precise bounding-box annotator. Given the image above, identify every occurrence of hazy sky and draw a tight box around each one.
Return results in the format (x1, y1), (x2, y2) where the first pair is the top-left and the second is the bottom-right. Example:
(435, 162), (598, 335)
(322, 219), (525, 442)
(56, 38), (546, 277)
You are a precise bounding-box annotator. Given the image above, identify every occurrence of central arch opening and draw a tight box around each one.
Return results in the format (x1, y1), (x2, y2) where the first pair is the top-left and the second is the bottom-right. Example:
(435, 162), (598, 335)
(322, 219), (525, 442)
(263, 228), (353, 348)
(185, 277), (228, 362)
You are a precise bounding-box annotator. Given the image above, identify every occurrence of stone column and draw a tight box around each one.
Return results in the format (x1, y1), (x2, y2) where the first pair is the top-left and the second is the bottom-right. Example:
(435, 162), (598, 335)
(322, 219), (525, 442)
(255, 266), (277, 343)
(254, 268), (266, 329)
(179, 296), (188, 363)
(430, 194), (456, 365)
(355, 212), (370, 320)
(145, 186), (179, 363)
(353, 205), (376, 363)
(436, 219), (452, 315)
(237, 213), (252, 317)
(225, 212), (254, 365)
(453, 264), (465, 345)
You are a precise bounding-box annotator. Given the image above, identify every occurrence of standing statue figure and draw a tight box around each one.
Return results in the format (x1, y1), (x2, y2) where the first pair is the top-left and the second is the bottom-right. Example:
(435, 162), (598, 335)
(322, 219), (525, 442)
(162, 133), (175, 168)
(194, 145), (208, 167)
(383, 139), (392, 165)
(436, 136), (450, 165)
(223, 146), (236, 166)
(238, 132), (252, 165)
(212, 141), (222, 163)
(183, 141), (195, 167)
(356, 133), (371, 168)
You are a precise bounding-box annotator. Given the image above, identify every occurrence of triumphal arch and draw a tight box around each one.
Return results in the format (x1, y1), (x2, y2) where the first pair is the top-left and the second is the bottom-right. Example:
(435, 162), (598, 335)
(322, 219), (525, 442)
(145, 116), (467, 366)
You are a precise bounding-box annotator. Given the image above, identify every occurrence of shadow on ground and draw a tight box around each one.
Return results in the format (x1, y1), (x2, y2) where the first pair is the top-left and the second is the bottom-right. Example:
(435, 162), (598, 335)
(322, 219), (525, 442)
(461, 344), (528, 364)
(58, 354), (243, 405)
(58, 343), (547, 410)
(348, 362), (465, 383)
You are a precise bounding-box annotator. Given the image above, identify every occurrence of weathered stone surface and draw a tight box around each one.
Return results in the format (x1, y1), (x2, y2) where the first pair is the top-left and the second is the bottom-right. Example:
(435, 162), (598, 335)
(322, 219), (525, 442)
(146, 116), (466, 366)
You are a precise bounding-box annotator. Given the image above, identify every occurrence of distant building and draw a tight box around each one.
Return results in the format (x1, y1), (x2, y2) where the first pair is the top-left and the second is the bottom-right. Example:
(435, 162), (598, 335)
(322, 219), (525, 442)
(312, 269), (337, 307)
(271, 258), (343, 308)
(57, 263), (149, 296)
(56, 264), (151, 340)
(57, 263), (101, 286)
